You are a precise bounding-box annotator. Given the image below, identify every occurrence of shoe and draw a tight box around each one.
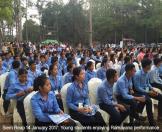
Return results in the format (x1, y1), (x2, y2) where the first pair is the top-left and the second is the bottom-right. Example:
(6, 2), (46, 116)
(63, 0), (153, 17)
(137, 116), (146, 122)
(149, 121), (157, 126)
(157, 116), (162, 121)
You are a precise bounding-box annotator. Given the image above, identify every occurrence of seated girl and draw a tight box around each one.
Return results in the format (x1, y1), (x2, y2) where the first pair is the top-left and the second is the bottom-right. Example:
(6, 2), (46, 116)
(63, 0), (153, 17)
(31, 75), (75, 132)
(66, 67), (106, 132)
(48, 64), (64, 110)
(85, 61), (96, 84)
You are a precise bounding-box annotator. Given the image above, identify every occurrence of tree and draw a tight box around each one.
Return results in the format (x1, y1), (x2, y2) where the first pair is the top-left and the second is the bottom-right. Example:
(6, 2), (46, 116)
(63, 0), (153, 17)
(41, 0), (88, 45)
(0, 0), (13, 42)
(22, 19), (41, 42)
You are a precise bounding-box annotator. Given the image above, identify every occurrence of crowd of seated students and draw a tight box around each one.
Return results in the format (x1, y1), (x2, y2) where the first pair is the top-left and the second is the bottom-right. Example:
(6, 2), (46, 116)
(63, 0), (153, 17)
(0, 45), (162, 131)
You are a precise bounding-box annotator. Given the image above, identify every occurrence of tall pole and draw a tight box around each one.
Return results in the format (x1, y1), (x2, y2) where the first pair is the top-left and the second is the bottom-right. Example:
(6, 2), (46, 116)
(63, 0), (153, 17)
(26, 0), (28, 42)
(89, 0), (92, 47)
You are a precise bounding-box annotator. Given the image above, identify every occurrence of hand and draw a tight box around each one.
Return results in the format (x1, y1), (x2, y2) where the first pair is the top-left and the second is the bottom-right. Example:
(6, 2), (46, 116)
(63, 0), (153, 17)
(115, 106), (120, 113)
(130, 89), (134, 95)
(134, 96), (145, 103)
(27, 87), (33, 93)
(16, 91), (25, 97)
(84, 107), (92, 113)
(149, 90), (158, 97)
(117, 104), (126, 112)
(56, 93), (61, 98)
(58, 110), (64, 115)
(77, 107), (91, 113)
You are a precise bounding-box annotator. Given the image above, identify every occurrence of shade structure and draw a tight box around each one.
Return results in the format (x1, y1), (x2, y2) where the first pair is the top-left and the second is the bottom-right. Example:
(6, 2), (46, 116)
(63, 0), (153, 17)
(41, 39), (59, 45)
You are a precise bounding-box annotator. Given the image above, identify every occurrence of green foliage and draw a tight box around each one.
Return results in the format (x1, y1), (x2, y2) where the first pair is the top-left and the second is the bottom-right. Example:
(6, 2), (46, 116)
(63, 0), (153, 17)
(41, 0), (88, 45)
(92, 0), (162, 43)
(41, 0), (162, 44)
(0, 0), (13, 23)
(22, 19), (41, 42)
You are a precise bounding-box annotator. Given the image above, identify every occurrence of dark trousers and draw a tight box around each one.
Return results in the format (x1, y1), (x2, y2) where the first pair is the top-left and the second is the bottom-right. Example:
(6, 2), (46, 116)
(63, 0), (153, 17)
(151, 83), (162, 91)
(2, 89), (10, 113)
(56, 97), (64, 112)
(116, 96), (141, 121)
(136, 91), (162, 118)
(69, 109), (106, 132)
(99, 103), (130, 127)
(133, 94), (155, 125)
(16, 101), (27, 129)
(35, 118), (76, 132)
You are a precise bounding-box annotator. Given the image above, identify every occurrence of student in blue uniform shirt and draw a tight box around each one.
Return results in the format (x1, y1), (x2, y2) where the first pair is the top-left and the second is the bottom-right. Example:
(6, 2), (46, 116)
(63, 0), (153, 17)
(149, 58), (162, 91)
(20, 57), (29, 70)
(48, 64), (64, 110)
(58, 51), (67, 75)
(120, 56), (131, 76)
(3, 60), (20, 114)
(133, 58), (162, 121)
(45, 53), (52, 66)
(79, 57), (86, 70)
(96, 58), (108, 80)
(6, 68), (33, 129)
(97, 69), (130, 128)
(71, 53), (77, 66)
(93, 51), (102, 65)
(3, 52), (13, 71)
(85, 61), (96, 84)
(37, 54), (49, 71)
(63, 63), (75, 85)
(28, 60), (41, 84)
(31, 75), (76, 132)
(0, 57), (7, 75)
(159, 56), (162, 79)
(51, 56), (62, 76)
(116, 64), (155, 125)
(66, 67), (106, 131)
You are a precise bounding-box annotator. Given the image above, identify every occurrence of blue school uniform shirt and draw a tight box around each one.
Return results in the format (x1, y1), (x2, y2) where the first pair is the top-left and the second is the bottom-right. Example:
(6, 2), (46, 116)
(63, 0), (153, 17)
(46, 57), (52, 66)
(159, 64), (162, 77)
(3, 58), (13, 70)
(63, 72), (73, 85)
(58, 57), (67, 75)
(28, 69), (42, 84)
(133, 69), (152, 95)
(149, 65), (162, 84)
(31, 91), (61, 122)
(85, 70), (97, 84)
(66, 81), (90, 111)
(116, 74), (134, 100)
(4, 69), (19, 90)
(96, 67), (106, 80)
(97, 79), (117, 106)
(37, 62), (49, 71)
(0, 66), (7, 75)
(6, 79), (33, 101)
(120, 64), (126, 76)
(49, 75), (63, 92)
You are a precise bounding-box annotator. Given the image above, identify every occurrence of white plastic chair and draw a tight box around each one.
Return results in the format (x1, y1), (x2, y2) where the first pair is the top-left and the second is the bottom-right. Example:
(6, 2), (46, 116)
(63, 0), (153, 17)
(89, 59), (96, 70)
(60, 83), (82, 132)
(24, 91), (38, 126)
(152, 87), (162, 105)
(96, 63), (101, 70)
(0, 72), (10, 115)
(12, 99), (22, 126)
(114, 64), (121, 77)
(133, 62), (140, 72)
(88, 78), (109, 125)
(76, 58), (81, 67)
(44, 69), (49, 77)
